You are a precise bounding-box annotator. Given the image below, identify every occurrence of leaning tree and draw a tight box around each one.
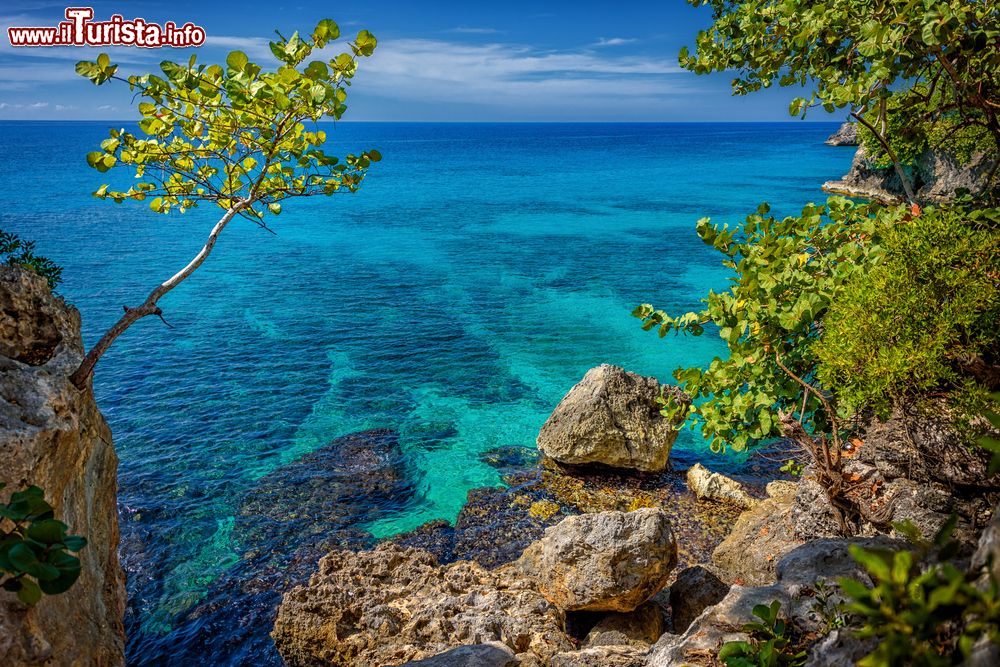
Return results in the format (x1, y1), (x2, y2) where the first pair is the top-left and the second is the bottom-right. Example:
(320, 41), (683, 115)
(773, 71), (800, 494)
(71, 19), (380, 388)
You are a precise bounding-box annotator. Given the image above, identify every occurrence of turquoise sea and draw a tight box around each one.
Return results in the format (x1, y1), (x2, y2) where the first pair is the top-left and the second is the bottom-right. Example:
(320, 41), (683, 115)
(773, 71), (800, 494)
(0, 121), (852, 664)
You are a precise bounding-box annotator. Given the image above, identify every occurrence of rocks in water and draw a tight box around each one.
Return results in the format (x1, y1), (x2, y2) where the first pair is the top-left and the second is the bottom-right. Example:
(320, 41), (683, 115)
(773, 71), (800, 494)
(272, 543), (571, 667)
(149, 429), (412, 666)
(711, 491), (804, 585)
(517, 508), (677, 612)
(0, 266), (125, 665)
(537, 364), (688, 472)
(550, 645), (648, 667)
(824, 121), (858, 146)
(668, 566), (730, 634)
(583, 602), (664, 648)
(399, 642), (516, 667)
(822, 143), (997, 203)
(686, 463), (759, 509)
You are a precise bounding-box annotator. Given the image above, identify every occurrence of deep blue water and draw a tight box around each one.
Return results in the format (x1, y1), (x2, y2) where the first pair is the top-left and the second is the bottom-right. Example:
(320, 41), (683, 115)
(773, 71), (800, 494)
(0, 121), (853, 663)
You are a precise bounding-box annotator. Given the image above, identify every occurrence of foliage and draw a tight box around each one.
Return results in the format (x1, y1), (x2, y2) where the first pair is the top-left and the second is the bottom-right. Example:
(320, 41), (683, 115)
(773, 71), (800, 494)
(76, 20), (381, 220)
(718, 600), (807, 667)
(0, 484), (87, 605)
(681, 0), (1000, 198)
(633, 198), (897, 457)
(0, 229), (62, 289)
(815, 205), (1000, 427)
(70, 18), (381, 387)
(779, 459), (804, 477)
(839, 518), (1000, 666)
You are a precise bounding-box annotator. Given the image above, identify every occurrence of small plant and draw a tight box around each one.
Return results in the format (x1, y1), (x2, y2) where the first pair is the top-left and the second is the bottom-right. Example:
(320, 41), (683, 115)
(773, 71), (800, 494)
(0, 484), (87, 605)
(0, 229), (62, 289)
(779, 459), (804, 477)
(718, 600), (807, 667)
(808, 579), (848, 635)
(839, 517), (1000, 667)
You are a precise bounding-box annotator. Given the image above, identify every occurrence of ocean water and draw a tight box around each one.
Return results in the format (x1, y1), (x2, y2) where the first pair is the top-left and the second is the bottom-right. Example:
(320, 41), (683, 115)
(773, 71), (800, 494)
(0, 121), (852, 663)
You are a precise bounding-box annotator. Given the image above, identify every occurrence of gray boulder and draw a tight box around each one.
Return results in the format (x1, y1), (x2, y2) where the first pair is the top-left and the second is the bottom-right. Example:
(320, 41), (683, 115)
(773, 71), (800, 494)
(711, 492), (804, 585)
(686, 463), (759, 509)
(516, 508), (677, 612)
(668, 566), (730, 633)
(537, 364), (688, 472)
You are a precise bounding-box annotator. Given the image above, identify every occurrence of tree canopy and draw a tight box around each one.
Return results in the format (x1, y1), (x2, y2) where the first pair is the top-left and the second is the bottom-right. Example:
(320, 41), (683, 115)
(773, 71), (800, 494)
(70, 19), (380, 387)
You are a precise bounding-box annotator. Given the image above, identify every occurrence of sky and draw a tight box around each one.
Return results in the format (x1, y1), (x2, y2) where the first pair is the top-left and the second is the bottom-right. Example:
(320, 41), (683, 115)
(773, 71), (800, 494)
(0, 1), (839, 122)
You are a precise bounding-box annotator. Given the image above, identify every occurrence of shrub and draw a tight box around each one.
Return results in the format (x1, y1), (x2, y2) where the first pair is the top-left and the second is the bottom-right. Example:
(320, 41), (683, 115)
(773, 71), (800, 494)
(0, 229), (62, 289)
(815, 205), (1000, 430)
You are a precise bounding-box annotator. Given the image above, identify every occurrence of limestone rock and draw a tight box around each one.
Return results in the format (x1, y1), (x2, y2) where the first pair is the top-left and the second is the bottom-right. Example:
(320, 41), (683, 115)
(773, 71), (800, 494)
(537, 364), (688, 472)
(272, 544), (571, 667)
(399, 642), (516, 667)
(825, 122), (858, 146)
(766, 480), (798, 498)
(971, 501), (1000, 586)
(686, 463), (759, 509)
(0, 266), (125, 666)
(712, 492), (804, 585)
(822, 144), (997, 203)
(550, 645), (647, 667)
(516, 508), (677, 612)
(583, 602), (664, 648)
(804, 630), (877, 667)
(668, 566), (730, 633)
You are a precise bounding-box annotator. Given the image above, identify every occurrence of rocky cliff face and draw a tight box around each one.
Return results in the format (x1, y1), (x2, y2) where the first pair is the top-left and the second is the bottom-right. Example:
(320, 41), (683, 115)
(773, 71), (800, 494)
(822, 143), (997, 203)
(0, 266), (125, 666)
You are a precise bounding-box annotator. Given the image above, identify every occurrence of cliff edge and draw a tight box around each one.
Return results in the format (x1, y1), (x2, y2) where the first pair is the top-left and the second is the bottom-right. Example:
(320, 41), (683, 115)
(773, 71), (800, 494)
(0, 265), (125, 666)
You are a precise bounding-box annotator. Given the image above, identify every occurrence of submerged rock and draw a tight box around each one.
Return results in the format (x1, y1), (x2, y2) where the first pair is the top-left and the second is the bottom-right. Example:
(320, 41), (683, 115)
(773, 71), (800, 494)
(0, 266), (125, 666)
(272, 543), (571, 667)
(824, 122), (858, 146)
(686, 463), (759, 509)
(143, 429), (412, 666)
(537, 364), (688, 472)
(516, 508), (677, 612)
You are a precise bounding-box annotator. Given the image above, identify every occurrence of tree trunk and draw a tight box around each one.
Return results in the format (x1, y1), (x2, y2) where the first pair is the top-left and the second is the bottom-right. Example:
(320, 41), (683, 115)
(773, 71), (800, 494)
(70, 201), (248, 389)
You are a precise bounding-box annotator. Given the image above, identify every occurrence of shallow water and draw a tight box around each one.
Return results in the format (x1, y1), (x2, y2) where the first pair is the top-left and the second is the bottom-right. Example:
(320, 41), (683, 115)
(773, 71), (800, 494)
(0, 121), (853, 664)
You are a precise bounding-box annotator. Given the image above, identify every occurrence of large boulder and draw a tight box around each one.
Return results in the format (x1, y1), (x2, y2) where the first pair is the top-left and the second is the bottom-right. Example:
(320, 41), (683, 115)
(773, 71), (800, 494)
(686, 463), (759, 509)
(825, 122), (858, 146)
(272, 544), (571, 667)
(516, 508), (677, 612)
(711, 491), (804, 585)
(0, 266), (125, 666)
(537, 364), (688, 472)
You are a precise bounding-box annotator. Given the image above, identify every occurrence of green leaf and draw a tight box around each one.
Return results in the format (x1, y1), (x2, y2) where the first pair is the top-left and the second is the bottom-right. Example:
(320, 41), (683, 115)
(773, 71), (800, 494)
(17, 578), (41, 605)
(226, 50), (249, 71)
(26, 519), (68, 545)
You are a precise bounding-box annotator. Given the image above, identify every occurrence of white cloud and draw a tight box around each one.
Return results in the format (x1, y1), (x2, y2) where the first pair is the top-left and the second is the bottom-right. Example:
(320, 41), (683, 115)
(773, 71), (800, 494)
(55, 103), (75, 111)
(448, 27), (501, 35)
(355, 38), (686, 114)
(28, 101), (48, 108)
(97, 104), (117, 111)
(595, 37), (637, 47)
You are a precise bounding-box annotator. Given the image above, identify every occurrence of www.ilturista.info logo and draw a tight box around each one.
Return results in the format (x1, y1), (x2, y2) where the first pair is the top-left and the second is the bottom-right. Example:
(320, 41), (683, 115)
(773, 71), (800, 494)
(7, 7), (206, 48)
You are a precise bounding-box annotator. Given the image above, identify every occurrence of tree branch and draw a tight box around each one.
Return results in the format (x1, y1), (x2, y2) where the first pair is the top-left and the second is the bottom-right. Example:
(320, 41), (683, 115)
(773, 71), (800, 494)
(70, 199), (250, 389)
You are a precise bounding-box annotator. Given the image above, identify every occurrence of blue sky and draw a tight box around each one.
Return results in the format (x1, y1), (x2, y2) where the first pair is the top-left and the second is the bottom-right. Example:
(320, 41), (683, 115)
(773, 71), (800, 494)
(0, 1), (838, 121)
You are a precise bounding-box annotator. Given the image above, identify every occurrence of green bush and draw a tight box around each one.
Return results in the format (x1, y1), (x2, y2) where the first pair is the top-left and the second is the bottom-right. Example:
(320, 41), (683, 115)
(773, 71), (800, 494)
(839, 519), (1000, 667)
(0, 484), (87, 605)
(815, 205), (1000, 428)
(0, 229), (62, 290)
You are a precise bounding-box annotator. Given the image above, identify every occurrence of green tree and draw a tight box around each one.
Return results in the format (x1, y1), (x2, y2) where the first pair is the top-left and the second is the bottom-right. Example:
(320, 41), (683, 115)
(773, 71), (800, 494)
(1, 229), (62, 289)
(70, 19), (380, 388)
(682, 0), (1000, 201)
